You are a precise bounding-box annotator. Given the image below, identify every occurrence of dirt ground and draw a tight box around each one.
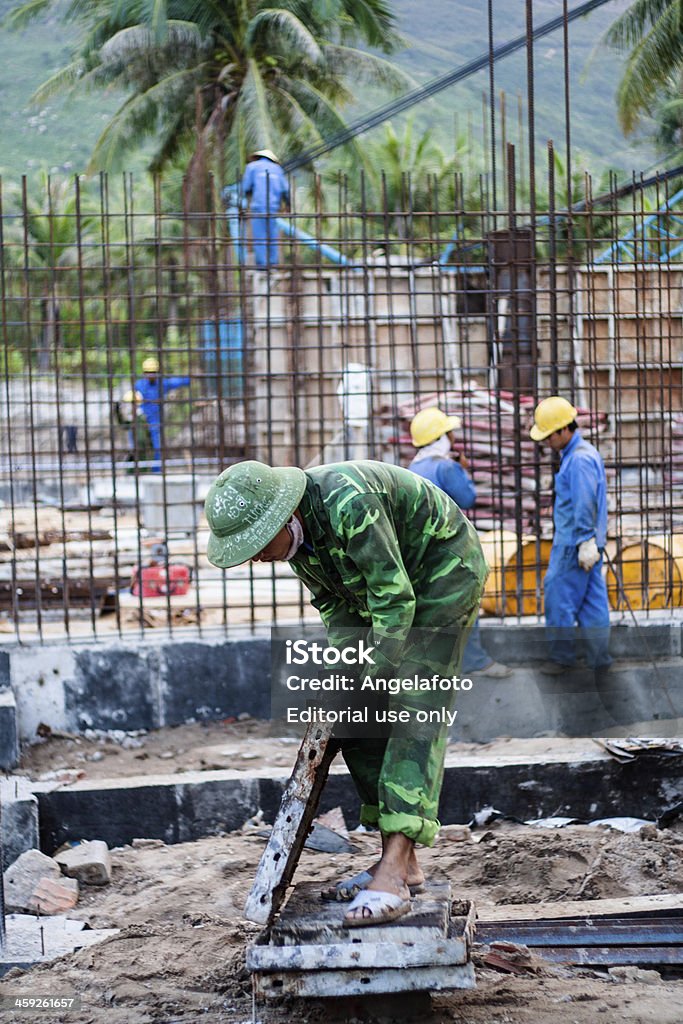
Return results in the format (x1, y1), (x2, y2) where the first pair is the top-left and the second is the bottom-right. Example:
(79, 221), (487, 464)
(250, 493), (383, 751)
(14, 718), (647, 784)
(2, 825), (683, 1024)
(17, 718), (297, 782)
(4, 724), (683, 1023)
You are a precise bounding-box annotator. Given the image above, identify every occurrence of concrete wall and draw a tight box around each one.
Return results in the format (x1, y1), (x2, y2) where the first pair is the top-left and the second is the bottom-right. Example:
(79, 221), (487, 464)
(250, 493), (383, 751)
(2, 622), (682, 760)
(5, 636), (271, 742)
(32, 749), (683, 855)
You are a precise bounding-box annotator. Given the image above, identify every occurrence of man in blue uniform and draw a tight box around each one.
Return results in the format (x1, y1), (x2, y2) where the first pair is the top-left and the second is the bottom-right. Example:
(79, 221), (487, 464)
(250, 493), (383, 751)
(241, 150), (290, 267)
(408, 407), (511, 679)
(134, 357), (191, 472)
(530, 396), (611, 679)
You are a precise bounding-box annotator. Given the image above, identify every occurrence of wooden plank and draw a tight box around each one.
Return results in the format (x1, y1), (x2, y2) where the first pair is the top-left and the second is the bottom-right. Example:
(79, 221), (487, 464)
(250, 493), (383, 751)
(243, 722), (334, 925)
(477, 892), (683, 923)
(247, 935), (469, 972)
(253, 962), (476, 999)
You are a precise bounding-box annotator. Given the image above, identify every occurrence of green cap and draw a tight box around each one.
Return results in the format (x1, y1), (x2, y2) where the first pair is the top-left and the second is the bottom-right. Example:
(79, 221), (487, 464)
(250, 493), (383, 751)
(205, 461), (307, 568)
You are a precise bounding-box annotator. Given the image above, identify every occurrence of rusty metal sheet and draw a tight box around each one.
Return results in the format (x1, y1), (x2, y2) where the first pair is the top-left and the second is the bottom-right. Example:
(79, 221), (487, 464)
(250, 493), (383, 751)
(244, 723), (334, 925)
(247, 934), (469, 972)
(271, 881), (452, 945)
(253, 961), (477, 999)
(535, 945), (683, 967)
(476, 918), (683, 946)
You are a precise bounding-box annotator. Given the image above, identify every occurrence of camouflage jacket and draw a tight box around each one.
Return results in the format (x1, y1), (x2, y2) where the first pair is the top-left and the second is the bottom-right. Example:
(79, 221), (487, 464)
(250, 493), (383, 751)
(291, 461), (488, 673)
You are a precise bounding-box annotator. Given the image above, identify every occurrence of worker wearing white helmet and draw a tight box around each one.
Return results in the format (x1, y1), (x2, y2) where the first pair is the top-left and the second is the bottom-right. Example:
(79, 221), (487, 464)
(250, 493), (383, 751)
(241, 149), (290, 268)
(408, 406), (512, 679)
(530, 396), (611, 679)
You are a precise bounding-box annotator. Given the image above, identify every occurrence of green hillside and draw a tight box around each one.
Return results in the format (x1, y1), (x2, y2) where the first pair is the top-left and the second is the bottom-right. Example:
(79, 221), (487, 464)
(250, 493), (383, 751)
(391, 0), (656, 175)
(0, 0), (660, 184)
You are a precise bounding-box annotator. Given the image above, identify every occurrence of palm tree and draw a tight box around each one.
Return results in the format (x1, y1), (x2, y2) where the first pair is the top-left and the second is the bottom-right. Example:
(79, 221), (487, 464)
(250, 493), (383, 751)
(3, 174), (99, 370)
(305, 118), (476, 255)
(604, 0), (683, 134)
(5, 0), (408, 179)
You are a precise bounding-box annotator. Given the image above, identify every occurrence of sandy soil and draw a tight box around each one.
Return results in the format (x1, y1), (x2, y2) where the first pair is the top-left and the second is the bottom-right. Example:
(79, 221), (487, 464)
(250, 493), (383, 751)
(2, 821), (683, 1022)
(5, 725), (683, 1023)
(17, 718), (296, 782)
(14, 720), (639, 784)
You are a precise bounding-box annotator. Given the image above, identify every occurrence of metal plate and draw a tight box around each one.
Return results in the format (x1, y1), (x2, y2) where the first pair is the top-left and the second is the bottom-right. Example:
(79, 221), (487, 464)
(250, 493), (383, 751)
(253, 961), (477, 998)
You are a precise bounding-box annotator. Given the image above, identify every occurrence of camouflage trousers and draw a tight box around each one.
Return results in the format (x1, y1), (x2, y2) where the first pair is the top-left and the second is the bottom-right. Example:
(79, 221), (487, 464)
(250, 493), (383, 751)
(340, 598), (480, 847)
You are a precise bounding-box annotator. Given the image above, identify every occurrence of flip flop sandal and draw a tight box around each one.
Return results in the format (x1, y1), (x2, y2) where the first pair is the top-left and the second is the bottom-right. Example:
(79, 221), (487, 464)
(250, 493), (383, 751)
(343, 888), (412, 928)
(321, 871), (426, 902)
(320, 870), (373, 902)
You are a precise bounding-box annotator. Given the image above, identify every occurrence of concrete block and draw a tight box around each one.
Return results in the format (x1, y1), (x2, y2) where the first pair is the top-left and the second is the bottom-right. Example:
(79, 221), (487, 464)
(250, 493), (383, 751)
(0, 777), (39, 867)
(30, 746), (683, 855)
(139, 474), (200, 532)
(0, 650), (10, 688)
(10, 646), (73, 741)
(3, 849), (62, 912)
(1, 914), (118, 975)
(608, 622), (681, 660)
(36, 777), (182, 853)
(67, 647), (158, 732)
(160, 638), (270, 725)
(176, 775), (261, 841)
(479, 620), (682, 665)
(452, 660), (683, 742)
(35, 771), (262, 853)
(54, 840), (112, 885)
(0, 689), (19, 769)
(28, 876), (79, 914)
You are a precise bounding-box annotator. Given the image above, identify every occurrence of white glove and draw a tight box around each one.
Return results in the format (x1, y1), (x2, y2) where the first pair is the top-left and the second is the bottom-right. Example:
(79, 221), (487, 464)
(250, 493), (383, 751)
(578, 537), (600, 572)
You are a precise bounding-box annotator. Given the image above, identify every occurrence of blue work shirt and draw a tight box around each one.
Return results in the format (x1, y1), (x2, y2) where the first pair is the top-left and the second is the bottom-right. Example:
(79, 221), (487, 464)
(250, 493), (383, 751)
(408, 455), (477, 510)
(553, 430), (608, 548)
(241, 157), (289, 213)
(133, 376), (190, 429)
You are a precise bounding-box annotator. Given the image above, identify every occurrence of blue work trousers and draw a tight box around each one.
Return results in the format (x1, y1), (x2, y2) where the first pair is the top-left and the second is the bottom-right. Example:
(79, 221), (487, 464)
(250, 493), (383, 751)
(544, 544), (612, 669)
(461, 619), (491, 673)
(251, 213), (281, 267)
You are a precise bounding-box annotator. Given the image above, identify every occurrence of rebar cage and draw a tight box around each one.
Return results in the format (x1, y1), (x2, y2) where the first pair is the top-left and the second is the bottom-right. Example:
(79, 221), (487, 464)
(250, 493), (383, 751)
(0, 156), (682, 643)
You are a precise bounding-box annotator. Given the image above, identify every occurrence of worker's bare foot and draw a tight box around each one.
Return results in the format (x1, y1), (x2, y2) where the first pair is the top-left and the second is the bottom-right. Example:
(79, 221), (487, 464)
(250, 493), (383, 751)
(366, 843), (424, 890)
(344, 833), (416, 923)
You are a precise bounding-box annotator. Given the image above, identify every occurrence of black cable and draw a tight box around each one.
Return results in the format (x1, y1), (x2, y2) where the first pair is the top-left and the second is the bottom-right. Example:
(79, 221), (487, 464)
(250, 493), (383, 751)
(283, 0), (615, 173)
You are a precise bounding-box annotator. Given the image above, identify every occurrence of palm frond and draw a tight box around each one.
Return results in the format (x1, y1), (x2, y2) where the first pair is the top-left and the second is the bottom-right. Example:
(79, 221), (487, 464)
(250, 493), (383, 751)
(150, 0), (168, 43)
(605, 0), (677, 49)
(2, 0), (55, 31)
(616, 5), (683, 131)
(246, 9), (323, 63)
(338, 0), (402, 51)
(30, 61), (87, 105)
(99, 20), (203, 63)
(87, 65), (200, 170)
(276, 73), (365, 166)
(238, 58), (276, 151)
(324, 43), (413, 92)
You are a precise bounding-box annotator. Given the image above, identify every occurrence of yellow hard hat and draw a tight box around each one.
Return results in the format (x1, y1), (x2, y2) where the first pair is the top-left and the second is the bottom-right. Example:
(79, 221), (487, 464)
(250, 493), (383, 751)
(142, 357), (159, 374)
(530, 396), (578, 441)
(410, 406), (461, 448)
(250, 149), (280, 164)
(122, 389), (143, 404)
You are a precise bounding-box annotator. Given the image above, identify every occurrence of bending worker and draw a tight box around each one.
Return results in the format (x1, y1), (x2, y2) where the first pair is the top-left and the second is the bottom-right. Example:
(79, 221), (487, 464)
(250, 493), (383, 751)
(408, 406), (511, 679)
(530, 396), (611, 679)
(134, 357), (190, 472)
(241, 150), (290, 268)
(205, 459), (488, 927)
